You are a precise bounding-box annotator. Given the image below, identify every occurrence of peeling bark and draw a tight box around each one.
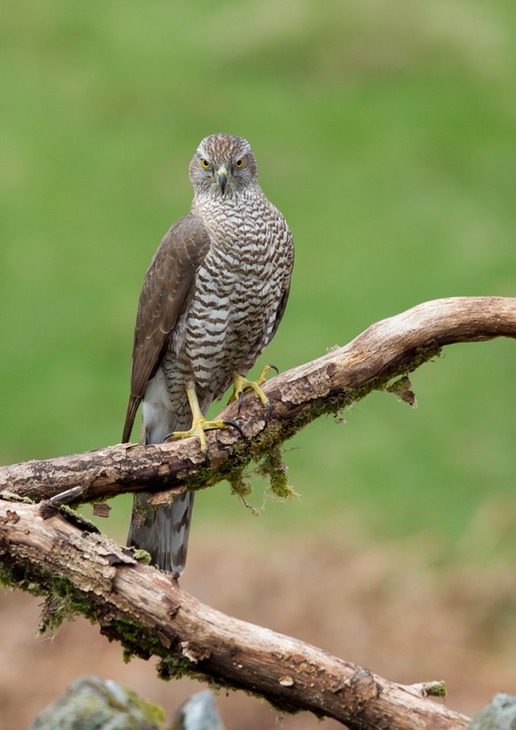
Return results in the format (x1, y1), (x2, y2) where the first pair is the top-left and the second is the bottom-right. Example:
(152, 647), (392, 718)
(1, 296), (515, 506)
(1, 295), (515, 727)
(0, 498), (469, 728)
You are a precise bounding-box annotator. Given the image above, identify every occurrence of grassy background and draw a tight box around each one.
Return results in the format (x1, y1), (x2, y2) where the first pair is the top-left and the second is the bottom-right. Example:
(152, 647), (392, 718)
(1, 0), (516, 725)
(2, 0), (516, 547)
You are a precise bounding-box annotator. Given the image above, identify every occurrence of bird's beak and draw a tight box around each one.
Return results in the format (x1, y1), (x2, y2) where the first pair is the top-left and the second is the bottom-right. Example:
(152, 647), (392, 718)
(216, 165), (229, 195)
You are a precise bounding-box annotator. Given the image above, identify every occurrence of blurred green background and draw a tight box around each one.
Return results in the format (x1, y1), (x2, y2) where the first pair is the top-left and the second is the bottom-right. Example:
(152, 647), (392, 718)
(1, 0), (516, 559)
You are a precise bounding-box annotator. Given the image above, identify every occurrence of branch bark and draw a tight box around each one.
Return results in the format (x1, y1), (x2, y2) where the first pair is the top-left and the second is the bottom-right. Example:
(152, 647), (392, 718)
(0, 497), (469, 729)
(2, 296), (516, 505)
(1, 295), (515, 727)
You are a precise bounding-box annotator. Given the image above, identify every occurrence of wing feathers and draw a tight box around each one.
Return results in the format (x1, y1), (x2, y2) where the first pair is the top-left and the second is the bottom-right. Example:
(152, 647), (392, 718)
(122, 214), (211, 442)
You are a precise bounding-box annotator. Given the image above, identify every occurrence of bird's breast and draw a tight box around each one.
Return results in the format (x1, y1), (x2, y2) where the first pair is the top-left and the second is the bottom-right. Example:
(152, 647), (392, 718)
(179, 231), (284, 391)
(162, 193), (292, 397)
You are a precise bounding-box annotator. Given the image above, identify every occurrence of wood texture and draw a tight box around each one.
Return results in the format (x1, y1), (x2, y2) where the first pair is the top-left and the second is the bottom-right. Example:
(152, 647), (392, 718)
(0, 498), (469, 728)
(1, 296), (515, 506)
(2, 296), (515, 726)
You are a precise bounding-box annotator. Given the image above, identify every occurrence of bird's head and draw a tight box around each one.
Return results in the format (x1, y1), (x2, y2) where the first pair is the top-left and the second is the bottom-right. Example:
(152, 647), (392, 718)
(189, 134), (259, 199)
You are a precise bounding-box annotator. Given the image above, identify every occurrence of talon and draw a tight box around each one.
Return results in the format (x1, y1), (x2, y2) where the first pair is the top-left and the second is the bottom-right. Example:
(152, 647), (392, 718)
(230, 368), (274, 412)
(256, 364), (278, 385)
(223, 418), (245, 439)
(164, 383), (238, 457)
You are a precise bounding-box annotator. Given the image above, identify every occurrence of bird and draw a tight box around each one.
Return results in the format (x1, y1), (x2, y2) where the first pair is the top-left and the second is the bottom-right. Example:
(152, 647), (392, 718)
(122, 133), (294, 577)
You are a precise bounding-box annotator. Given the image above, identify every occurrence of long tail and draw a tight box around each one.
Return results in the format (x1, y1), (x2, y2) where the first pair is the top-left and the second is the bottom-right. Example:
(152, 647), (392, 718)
(127, 491), (194, 577)
(125, 377), (197, 577)
(124, 371), (212, 576)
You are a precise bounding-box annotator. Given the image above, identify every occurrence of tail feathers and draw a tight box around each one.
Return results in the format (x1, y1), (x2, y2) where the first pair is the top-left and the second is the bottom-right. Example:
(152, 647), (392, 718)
(122, 394), (141, 444)
(127, 491), (195, 577)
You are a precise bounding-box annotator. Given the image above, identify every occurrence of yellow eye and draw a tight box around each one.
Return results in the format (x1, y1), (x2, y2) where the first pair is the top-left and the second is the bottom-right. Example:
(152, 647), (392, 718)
(201, 158), (210, 169)
(234, 158), (244, 168)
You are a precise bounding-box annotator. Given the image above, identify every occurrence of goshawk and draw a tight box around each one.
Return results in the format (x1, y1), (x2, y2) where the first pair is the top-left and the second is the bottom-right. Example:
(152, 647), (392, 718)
(122, 133), (294, 576)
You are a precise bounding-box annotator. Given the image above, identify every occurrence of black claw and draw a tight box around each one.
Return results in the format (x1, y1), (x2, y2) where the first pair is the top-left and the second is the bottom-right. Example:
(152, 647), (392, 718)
(223, 418), (246, 439)
(237, 390), (244, 416)
(268, 363), (279, 375)
(202, 448), (210, 463)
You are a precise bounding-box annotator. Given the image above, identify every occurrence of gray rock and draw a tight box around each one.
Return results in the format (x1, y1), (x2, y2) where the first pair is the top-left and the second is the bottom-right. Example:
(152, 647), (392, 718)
(470, 693), (516, 730)
(28, 676), (166, 730)
(173, 690), (225, 730)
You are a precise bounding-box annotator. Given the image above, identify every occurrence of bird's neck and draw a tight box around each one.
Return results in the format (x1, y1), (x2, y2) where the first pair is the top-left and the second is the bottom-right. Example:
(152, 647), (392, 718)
(191, 184), (264, 217)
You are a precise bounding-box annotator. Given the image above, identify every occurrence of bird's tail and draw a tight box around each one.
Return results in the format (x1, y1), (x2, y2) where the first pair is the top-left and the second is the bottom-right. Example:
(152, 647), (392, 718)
(127, 491), (195, 577)
(124, 374), (204, 576)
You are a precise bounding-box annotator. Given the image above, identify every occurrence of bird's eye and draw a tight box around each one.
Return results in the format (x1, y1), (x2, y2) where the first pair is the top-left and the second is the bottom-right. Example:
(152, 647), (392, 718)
(200, 158), (210, 169)
(234, 158), (245, 169)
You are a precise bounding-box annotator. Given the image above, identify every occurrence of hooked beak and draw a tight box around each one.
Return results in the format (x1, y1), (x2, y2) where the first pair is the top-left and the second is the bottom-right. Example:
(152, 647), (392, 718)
(216, 165), (229, 195)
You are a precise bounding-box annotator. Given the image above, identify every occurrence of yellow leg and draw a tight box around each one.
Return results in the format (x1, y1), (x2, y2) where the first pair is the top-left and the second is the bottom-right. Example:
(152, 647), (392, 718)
(229, 365), (277, 411)
(166, 383), (241, 454)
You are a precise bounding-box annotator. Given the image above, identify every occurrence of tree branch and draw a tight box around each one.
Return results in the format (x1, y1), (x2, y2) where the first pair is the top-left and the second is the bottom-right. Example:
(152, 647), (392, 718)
(3, 295), (513, 727)
(2, 296), (515, 506)
(0, 497), (469, 729)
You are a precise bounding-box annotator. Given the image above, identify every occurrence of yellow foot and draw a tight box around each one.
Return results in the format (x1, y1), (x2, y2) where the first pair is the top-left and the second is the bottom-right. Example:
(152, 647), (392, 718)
(230, 365), (278, 414)
(164, 383), (243, 457)
(165, 416), (238, 455)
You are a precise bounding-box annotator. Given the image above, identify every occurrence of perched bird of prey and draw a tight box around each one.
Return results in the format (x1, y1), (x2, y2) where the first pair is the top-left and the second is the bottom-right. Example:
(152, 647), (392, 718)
(122, 133), (294, 577)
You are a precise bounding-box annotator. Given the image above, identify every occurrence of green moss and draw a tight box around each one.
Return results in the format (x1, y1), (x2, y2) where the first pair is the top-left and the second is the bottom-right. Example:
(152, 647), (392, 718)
(39, 591), (80, 635)
(156, 653), (195, 681)
(131, 496), (151, 521)
(122, 688), (166, 725)
(102, 618), (164, 663)
(0, 336), (447, 674)
(30, 677), (170, 728)
(385, 375), (416, 406)
(426, 681), (447, 698)
(173, 347), (444, 515)
(0, 554), (97, 638)
(132, 548), (152, 565)
(227, 467), (253, 499)
(257, 446), (300, 503)
(0, 491), (33, 504)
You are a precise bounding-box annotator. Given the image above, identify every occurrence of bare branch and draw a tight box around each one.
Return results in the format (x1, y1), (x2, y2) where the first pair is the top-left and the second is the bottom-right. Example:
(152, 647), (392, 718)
(3, 295), (512, 726)
(0, 297), (516, 503)
(2, 296), (515, 506)
(0, 497), (470, 729)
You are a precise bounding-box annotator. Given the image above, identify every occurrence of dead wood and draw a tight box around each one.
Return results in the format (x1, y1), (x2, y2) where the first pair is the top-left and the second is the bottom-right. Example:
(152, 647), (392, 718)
(0, 497), (469, 729)
(2, 295), (516, 727)
(1, 296), (515, 507)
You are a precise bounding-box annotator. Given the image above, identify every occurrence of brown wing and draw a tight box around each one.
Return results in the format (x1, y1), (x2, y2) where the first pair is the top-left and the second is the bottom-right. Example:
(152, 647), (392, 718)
(267, 231), (294, 346)
(268, 283), (291, 345)
(122, 214), (211, 442)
